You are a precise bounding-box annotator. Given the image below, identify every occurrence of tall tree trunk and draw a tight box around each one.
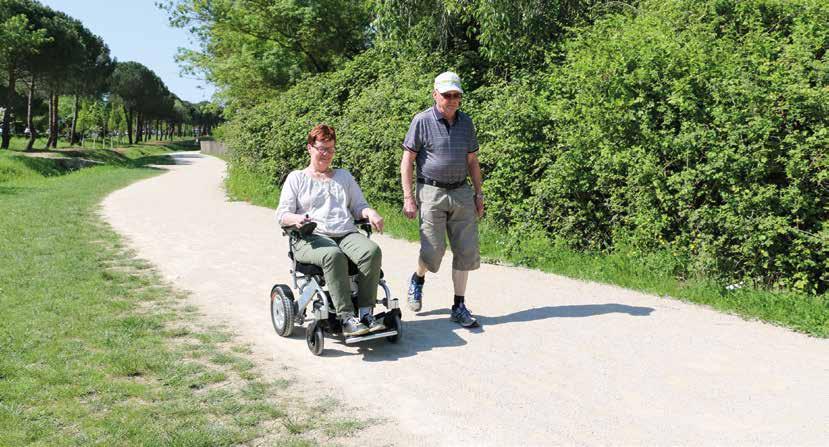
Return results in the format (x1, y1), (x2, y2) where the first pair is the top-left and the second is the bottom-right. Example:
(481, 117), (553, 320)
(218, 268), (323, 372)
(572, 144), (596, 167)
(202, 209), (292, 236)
(46, 92), (57, 149)
(124, 105), (133, 145)
(70, 94), (80, 145)
(25, 76), (36, 151)
(1, 65), (15, 149)
(45, 92), (53, 149)
(52, 94), (58, 148)
(136, 113), (143, 142)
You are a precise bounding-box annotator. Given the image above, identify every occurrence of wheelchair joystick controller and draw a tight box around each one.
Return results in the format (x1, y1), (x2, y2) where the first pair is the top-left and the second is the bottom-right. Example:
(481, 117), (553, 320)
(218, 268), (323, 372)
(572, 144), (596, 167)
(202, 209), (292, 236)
(298, 220), (316, 237)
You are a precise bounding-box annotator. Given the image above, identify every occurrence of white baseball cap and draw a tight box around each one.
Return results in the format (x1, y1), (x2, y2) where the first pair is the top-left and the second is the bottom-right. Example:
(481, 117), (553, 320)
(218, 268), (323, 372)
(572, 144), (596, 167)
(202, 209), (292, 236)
(434, 71), (463, 94)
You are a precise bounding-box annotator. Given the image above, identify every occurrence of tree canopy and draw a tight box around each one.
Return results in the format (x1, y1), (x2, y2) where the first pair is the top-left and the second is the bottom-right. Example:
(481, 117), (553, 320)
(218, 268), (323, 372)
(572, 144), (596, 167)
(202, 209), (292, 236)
(0, 0), (216, 149)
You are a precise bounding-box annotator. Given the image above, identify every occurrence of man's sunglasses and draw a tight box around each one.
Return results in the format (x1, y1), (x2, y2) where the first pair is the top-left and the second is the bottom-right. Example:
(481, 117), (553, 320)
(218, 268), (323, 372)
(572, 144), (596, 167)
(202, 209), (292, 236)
(440, 92), (462, 100)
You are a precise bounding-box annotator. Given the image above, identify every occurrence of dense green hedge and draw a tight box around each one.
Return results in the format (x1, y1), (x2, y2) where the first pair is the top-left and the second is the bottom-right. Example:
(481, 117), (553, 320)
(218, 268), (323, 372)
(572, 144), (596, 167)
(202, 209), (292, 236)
(538, 0), (828, 293)
(224, 0), (827, 294)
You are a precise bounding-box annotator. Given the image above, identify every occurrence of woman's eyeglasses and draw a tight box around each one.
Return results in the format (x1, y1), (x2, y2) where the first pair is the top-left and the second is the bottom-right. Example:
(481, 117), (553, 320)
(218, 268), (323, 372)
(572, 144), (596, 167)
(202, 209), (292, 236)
(440, 92), (462, 100)
(311, 144), (335, 154)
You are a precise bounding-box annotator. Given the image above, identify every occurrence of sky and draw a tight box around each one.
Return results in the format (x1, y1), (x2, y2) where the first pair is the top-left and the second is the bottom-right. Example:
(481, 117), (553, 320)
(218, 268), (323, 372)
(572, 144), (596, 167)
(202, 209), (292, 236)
(40, 0), (216, 103)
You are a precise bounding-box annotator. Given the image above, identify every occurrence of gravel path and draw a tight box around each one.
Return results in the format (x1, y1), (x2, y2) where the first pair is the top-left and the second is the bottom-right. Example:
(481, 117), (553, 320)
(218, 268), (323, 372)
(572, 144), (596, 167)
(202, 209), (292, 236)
(102, 153), (829, 446)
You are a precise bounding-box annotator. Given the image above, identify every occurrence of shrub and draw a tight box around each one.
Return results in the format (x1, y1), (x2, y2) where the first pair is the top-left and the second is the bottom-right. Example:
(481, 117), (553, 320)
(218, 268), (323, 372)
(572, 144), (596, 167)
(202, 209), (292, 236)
(539, 0), (828, 292)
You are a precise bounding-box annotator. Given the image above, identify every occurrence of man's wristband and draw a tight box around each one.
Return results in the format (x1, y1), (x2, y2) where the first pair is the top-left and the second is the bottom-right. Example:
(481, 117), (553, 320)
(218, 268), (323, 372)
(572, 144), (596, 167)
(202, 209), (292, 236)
(475, 193), (484, 199)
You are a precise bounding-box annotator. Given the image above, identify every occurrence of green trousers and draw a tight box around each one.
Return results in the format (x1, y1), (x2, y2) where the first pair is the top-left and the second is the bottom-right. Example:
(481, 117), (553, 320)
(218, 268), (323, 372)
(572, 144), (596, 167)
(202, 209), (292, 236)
(292, 231), (381, 319)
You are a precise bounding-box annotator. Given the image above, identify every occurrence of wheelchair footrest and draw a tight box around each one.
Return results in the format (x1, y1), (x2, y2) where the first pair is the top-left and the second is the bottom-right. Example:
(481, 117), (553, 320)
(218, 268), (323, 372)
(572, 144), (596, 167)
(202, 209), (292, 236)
(344, 329), (398, 344)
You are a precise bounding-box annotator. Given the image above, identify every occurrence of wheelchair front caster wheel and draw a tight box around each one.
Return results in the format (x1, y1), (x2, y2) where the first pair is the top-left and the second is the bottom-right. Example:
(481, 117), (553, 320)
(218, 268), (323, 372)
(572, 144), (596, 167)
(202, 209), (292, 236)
(386, 312), (402, 344)
(306, 322), (324, 356)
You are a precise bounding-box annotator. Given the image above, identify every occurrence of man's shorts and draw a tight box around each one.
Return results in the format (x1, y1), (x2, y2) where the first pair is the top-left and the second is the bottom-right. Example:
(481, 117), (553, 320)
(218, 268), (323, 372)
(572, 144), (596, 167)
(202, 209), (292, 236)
(416, 182), (480, 272)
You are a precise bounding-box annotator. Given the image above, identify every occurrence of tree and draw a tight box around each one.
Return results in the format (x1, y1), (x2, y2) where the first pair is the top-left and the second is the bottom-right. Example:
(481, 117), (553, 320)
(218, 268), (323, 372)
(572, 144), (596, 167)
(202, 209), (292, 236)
(67, 28), (113, 145)
(159, 0), (372, 113)
(109, 61), (173, 144)
(372, 0), (606, 79)
(0, 0), (50, 149)
(34, 9), (85, 150)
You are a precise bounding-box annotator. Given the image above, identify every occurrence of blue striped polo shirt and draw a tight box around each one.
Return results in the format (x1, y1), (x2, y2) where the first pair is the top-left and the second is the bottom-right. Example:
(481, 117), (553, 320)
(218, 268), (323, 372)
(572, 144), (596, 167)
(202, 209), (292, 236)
(402, 106), (479, 184)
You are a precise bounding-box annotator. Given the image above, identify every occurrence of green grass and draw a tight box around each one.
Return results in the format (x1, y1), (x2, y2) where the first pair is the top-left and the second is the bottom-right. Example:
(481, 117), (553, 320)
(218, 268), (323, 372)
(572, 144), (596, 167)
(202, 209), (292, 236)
(3, 136), (74, 151)
(224, 162), (279, 208)
(226, 164), (829, 337)
(0, 145), (364, 445)
(2, 136), (185, 152)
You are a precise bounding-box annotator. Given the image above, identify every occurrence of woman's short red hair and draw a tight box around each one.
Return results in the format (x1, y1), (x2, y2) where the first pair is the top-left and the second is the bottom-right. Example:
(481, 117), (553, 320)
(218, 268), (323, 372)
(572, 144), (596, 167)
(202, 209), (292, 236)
(307, 124), (336, 145)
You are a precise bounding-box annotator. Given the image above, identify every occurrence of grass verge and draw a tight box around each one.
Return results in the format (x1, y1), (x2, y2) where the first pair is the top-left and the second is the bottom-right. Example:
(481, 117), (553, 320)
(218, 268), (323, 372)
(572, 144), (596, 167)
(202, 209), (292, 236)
(224, 164), (829, 338)
(0, 145), (365, 445)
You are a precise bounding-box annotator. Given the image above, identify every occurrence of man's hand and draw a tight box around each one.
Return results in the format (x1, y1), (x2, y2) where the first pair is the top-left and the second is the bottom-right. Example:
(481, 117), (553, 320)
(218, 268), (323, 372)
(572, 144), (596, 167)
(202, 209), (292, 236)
(365, 208), (385, 233)
(403, 196), (418, 220)
(474, 195), (484, 218)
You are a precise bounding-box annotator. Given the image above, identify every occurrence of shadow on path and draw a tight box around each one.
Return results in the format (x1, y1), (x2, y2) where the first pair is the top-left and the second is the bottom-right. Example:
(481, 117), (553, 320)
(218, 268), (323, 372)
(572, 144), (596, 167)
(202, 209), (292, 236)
(445, 303), (654, 325)
(286, 303), (655, 362)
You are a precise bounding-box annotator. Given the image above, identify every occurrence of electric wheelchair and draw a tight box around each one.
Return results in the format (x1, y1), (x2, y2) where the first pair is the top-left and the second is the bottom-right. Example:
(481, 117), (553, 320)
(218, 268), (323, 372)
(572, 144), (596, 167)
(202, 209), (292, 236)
(270, 219), (402, 355)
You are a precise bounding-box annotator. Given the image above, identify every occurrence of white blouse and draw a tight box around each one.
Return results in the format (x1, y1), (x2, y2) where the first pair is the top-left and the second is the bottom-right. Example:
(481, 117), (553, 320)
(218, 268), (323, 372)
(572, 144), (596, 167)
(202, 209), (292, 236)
(275, 169), (369, 237)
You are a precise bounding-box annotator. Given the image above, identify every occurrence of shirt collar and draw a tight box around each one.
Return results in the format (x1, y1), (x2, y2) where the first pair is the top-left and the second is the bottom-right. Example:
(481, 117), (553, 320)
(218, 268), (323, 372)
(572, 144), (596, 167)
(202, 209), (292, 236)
(431, 105), (460, 125)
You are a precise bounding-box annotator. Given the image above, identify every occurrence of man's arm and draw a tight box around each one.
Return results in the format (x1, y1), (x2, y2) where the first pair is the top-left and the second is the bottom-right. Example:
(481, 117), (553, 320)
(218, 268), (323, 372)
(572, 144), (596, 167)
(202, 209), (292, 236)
(467, 152), (484, 218)
(401, 149), (418, 219)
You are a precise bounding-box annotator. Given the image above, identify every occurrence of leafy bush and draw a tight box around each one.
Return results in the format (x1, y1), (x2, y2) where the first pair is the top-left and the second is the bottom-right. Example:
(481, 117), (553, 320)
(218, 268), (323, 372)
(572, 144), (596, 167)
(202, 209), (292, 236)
(539, 0), (828, 292)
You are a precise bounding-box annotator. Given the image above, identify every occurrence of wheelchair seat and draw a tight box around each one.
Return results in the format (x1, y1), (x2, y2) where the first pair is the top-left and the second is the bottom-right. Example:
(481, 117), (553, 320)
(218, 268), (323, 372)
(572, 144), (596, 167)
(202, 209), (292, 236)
(288, 251), (383, 278)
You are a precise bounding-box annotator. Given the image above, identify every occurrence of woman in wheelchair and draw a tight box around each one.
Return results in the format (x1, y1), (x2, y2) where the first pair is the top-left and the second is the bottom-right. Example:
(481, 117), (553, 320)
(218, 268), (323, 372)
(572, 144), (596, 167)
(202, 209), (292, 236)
(275, 124), (386, 337)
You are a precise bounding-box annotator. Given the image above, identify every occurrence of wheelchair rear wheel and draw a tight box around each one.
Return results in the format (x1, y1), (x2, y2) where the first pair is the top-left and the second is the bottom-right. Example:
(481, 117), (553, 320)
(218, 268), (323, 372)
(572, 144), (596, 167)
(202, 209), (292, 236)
(270, 284), (295, 337)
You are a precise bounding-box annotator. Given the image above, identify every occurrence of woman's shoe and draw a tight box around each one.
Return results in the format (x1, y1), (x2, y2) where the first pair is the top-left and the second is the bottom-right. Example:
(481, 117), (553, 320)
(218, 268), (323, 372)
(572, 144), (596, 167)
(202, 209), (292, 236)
(342, 316), (370, 336)
(363, 314), (387, 333)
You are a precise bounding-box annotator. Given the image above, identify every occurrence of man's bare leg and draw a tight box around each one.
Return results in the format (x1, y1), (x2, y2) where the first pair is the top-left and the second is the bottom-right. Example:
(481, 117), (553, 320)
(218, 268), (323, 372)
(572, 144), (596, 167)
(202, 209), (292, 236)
(452, 269), (468, 296)
(450, 268), (477, 326)
(416, 260), (428, 278)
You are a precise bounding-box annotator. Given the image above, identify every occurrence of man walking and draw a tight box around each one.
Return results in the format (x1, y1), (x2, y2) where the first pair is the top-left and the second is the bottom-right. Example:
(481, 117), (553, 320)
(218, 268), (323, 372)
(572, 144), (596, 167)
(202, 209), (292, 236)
(400, 71), (484, 327)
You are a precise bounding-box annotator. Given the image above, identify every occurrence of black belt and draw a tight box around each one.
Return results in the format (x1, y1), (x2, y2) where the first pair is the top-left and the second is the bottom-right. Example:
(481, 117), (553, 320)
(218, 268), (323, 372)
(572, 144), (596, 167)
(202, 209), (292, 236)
(417, 177), (466, 189)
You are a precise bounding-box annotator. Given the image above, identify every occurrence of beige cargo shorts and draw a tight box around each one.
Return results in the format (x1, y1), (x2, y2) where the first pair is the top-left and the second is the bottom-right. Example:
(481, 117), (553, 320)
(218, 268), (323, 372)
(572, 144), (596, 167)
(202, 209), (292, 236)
(416, 182), (480, 272)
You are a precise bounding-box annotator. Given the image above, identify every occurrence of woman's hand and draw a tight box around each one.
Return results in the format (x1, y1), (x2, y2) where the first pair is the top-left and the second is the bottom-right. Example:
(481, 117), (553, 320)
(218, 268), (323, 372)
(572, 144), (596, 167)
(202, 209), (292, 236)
(283, 213), (312, 228)
(364, 208), (384, 234)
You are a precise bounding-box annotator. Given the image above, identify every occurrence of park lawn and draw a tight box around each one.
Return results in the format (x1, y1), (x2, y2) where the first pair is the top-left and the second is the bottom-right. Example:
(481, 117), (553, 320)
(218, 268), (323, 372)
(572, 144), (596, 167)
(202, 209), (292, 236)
(4, 136), (74, 151)
(0, 145), (354, 446)
(225, 163), (829, 338)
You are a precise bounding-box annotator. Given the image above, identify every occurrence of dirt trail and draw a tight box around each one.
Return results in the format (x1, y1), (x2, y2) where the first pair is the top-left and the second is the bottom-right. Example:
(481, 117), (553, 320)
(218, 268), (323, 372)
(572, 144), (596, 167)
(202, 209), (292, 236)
(102, 153), (829, 446)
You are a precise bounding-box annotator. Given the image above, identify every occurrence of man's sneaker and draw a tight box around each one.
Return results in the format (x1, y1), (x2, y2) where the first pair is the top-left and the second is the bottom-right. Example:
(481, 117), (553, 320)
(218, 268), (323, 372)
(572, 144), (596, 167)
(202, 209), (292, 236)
(407, 275), (424, 312)
(342, 316), (370, 337)
(450, 303), (478, 327)
(362, 314), (387, 333)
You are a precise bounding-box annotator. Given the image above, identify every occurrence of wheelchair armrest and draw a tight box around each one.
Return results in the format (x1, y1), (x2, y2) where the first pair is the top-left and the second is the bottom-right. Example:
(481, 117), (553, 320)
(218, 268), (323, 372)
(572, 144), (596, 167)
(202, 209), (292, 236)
(354, 218), (372, 236)
(281, 221), (317, 238)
